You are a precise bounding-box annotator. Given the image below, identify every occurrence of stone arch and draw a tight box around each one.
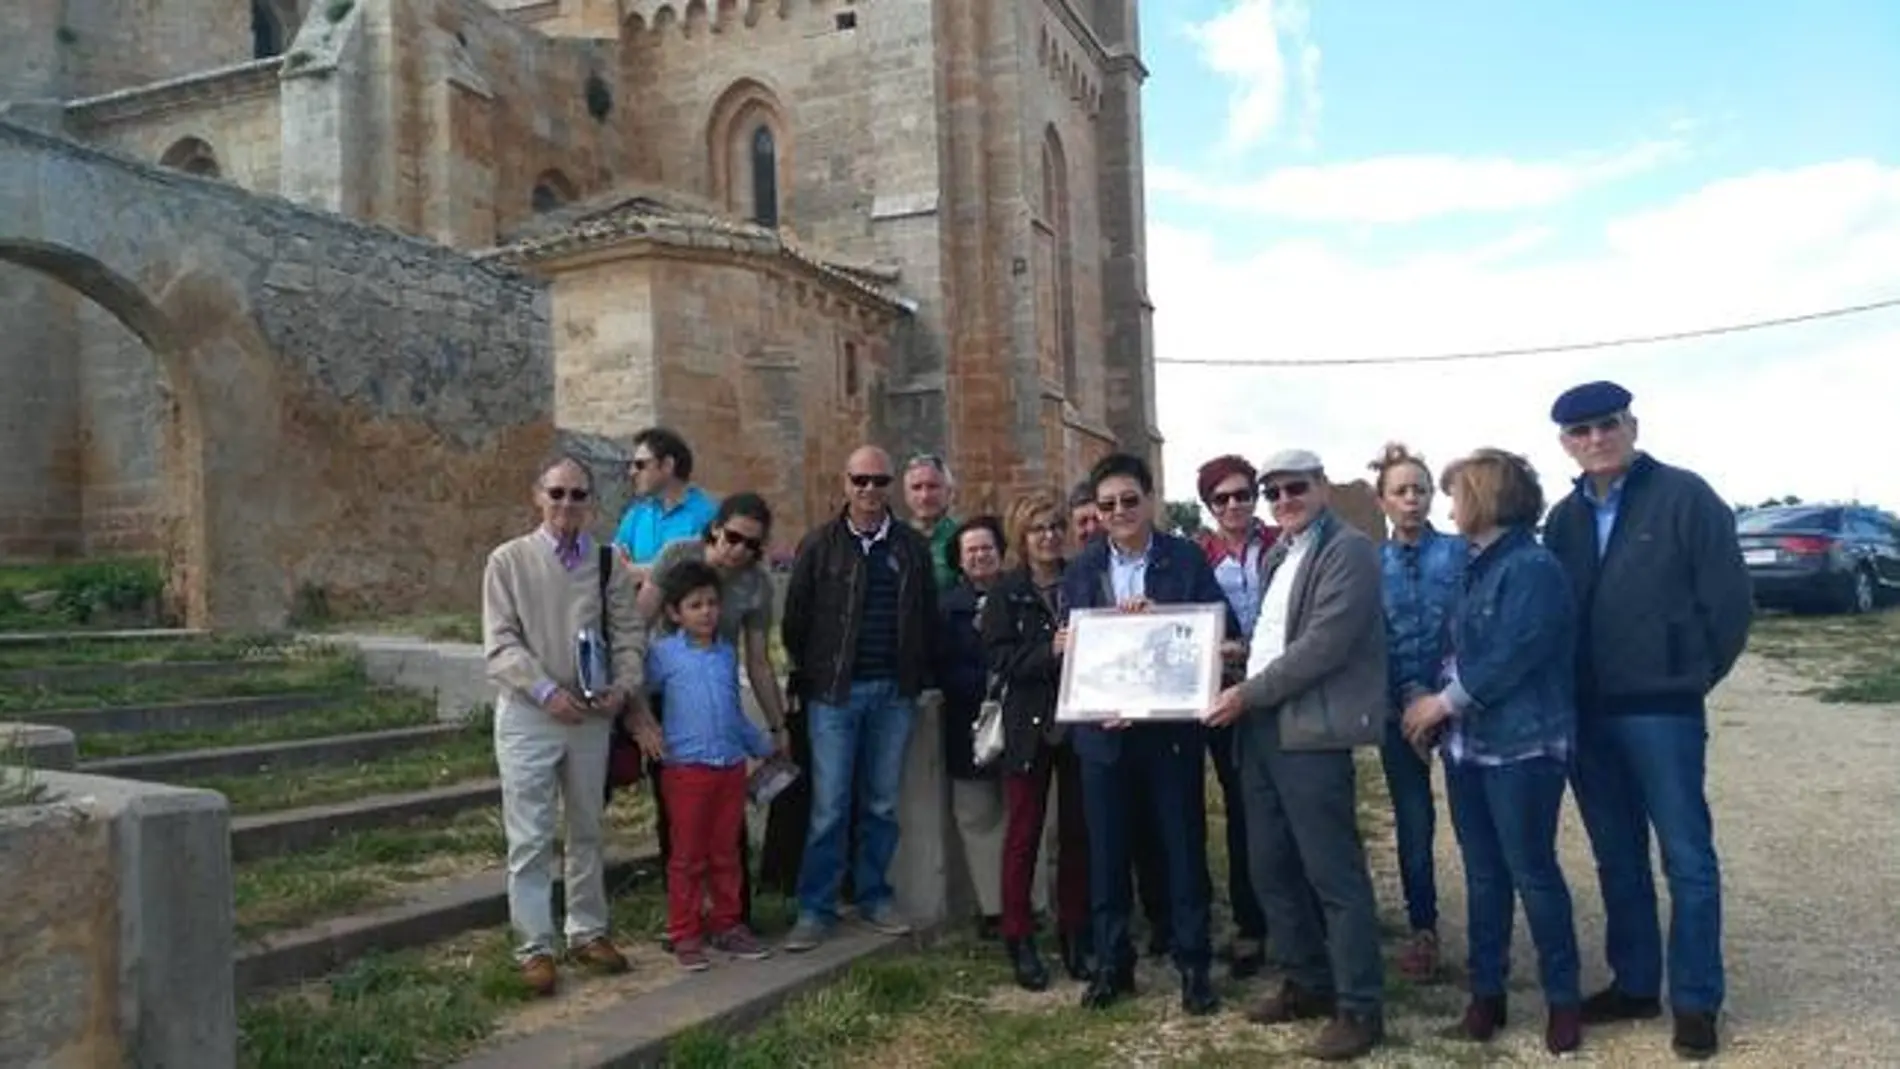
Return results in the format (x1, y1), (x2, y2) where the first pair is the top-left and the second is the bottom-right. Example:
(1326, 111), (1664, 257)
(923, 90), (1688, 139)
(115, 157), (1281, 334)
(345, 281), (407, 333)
(530, 168), (577, 213)
(0, 240), (210, 627)
(707, 78), (790, 228)
(160, 137), (221, 178)
(1040, 125), (1078, 397)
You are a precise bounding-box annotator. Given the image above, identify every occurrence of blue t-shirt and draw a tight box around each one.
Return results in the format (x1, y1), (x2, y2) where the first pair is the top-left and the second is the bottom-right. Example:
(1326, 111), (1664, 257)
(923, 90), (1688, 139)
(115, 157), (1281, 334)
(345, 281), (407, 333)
(645, 632), (773, 768)
(613, 485), (719, 564)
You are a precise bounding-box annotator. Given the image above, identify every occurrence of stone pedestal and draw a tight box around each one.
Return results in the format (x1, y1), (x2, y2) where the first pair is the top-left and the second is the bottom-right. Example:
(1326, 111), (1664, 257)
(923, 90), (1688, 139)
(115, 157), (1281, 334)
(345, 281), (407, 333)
(0, 722), (76, 770)
(0, 771), (235, 1068)
(893, 690), (954, 927)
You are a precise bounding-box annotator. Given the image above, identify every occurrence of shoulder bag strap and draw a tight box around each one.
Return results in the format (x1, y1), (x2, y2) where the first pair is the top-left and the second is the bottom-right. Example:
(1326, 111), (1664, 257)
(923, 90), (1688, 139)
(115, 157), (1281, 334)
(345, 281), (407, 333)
(597, 544), (613, 648)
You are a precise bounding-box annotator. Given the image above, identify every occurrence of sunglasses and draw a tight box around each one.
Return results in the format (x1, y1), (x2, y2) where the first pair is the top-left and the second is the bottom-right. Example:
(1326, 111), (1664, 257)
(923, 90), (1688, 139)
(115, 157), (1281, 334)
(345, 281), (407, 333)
(716, 528), (763, 555)
(1096, 492), (1143, 514)
(1563, 416), (1624, 439)
(848, 473), (894, 489)
(545, 486), (591, 502)
(630, 457), (655, 471)
(1259, 479), (1311, 504)
(1209, 488), (1256, 508)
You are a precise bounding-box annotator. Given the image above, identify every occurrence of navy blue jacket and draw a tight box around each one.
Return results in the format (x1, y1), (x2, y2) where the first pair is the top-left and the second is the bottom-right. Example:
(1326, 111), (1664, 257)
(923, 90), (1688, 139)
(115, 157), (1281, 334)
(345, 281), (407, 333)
(934, 579), (993, 780)
(1445, 527), (1577, 761)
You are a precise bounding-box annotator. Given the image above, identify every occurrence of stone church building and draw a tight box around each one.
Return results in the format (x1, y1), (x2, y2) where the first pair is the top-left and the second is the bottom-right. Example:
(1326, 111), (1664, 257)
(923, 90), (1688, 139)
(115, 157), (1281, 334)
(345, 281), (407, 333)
(0, 0), (1160, 625)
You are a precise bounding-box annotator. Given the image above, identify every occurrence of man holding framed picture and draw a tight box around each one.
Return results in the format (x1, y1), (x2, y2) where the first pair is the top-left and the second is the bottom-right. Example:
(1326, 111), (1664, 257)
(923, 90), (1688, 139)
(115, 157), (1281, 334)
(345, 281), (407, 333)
(1059, 452), (1242, 1018)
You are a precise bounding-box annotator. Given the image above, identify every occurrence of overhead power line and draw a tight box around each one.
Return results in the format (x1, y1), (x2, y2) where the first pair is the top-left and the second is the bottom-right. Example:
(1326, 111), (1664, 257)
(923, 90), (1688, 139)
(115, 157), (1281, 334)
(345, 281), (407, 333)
(1154, 294), (1900, 368)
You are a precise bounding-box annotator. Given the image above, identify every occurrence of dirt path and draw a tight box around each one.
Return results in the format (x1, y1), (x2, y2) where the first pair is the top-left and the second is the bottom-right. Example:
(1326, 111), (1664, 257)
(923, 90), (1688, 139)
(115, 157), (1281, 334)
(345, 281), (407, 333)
(1377, 653), (1900, 1065)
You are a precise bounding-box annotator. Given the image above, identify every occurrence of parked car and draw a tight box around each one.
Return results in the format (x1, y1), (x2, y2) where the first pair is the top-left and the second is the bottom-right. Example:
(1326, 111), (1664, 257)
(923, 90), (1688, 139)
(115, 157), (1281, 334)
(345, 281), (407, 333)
(1736, 504), (1900, 614)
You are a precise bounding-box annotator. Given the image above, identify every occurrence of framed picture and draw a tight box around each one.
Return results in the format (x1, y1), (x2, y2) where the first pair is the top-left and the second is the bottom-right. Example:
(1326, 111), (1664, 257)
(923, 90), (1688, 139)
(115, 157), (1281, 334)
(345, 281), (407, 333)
(1056, 603), (1227, 722)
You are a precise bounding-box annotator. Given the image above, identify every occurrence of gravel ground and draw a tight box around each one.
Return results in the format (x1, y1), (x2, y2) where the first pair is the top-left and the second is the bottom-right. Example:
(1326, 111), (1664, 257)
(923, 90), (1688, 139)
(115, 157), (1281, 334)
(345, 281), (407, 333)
(1370, 652), (1900, 1066)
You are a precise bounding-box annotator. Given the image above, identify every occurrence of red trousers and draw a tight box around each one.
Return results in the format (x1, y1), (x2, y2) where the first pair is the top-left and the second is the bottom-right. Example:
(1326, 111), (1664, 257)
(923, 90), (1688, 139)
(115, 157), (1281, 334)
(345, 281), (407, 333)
(1001, 741), (1090, 941)
(661, 763), (748, 944)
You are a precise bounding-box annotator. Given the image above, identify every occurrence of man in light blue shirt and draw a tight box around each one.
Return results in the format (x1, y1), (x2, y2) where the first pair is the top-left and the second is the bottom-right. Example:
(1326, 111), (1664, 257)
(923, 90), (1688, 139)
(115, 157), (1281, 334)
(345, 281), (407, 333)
(614, 427), (720, 574)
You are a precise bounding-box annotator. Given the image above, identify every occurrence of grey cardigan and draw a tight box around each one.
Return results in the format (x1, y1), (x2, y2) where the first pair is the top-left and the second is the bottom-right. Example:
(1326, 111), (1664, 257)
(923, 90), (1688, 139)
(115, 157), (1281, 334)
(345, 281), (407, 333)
(1237, 510), (1388, 751)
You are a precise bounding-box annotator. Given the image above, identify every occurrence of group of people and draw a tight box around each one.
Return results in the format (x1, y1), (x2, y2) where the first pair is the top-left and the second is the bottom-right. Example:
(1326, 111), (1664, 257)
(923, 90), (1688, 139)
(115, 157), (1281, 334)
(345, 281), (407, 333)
(481, 378), (1752, 1063)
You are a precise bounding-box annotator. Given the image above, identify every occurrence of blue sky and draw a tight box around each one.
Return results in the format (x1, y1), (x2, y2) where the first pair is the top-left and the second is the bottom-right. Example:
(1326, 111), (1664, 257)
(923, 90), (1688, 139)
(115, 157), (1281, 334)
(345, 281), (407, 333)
(1142, 0), (1900, 514)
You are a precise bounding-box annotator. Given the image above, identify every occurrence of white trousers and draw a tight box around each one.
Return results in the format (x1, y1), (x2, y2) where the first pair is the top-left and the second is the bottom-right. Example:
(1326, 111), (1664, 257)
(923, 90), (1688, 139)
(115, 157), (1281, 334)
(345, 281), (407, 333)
(495, 691), (613, 961)
(952, 777), (1006, 916)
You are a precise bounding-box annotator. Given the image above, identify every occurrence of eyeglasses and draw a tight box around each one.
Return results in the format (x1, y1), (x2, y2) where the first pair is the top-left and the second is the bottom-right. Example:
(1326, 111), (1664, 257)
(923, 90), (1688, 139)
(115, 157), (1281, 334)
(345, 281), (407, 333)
(1209, 488), (1256, 508)
(545, 486), (591, 502)
(1563, 416), (1624, 439)
(630, 457), (654, 471)
(1096, 492), (1143, 514)
(716, 528), (763, 555)
(848, 473), (894, 489)
(1027, 520), (1068, 537)
(1259, 479), (1311, 504)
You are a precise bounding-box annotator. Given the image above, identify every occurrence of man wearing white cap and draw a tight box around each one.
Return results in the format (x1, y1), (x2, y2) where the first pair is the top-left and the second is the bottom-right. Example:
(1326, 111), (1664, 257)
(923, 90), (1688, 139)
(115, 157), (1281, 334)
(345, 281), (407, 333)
(1205, 449), (1388, 1062)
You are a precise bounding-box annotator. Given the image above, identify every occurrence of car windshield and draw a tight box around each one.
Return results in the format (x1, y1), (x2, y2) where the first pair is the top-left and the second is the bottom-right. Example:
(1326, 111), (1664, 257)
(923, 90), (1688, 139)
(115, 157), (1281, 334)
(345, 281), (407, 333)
(1736, 507), (1841, 534)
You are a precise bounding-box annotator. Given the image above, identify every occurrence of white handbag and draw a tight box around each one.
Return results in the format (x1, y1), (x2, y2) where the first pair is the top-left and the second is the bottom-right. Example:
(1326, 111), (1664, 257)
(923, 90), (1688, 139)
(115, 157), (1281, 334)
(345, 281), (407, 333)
(972, 674), (1007, 767)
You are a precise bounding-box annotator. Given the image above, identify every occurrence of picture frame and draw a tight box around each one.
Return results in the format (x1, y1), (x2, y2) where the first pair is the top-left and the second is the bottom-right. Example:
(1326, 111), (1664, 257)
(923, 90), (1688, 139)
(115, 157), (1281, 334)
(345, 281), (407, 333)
(1055, 603), (1228, 722)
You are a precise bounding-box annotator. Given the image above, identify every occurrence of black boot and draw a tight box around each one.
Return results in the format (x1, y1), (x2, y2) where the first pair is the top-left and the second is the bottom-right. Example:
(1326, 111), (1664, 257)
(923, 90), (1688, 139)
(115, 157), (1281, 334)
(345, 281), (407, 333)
(1181, 966), (1219, 1016)
(1006, 937), (1050, 992)
(1080, 955), (1136, 1010)
(1058, 930), (1093, 982)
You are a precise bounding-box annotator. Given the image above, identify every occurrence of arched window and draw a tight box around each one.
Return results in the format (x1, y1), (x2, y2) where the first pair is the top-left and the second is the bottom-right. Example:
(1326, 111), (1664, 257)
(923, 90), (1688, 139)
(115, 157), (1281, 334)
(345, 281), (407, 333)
(750, 125), (780, 229)
(531, 168), (577, 214)
(160, 137), (222, 179)
(252, 0), (283, 59)
(1041, 127), (1077, 397)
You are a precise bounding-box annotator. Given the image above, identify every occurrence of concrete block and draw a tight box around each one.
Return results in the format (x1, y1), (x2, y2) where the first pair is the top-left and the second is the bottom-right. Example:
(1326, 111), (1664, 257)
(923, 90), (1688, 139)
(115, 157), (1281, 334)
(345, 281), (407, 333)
(0, 770), (234, 1068)
(341, 635), (490, 723)
(78, 723), (466, 782)
(892, 689), (953, 928)
(1, 722), (77, 770)
(229, 780), (501, 862)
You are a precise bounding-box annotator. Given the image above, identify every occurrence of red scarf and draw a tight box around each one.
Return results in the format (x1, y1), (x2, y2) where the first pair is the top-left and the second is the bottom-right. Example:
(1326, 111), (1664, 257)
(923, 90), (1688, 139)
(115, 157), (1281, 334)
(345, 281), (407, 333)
(1196, 519), (1279, 567)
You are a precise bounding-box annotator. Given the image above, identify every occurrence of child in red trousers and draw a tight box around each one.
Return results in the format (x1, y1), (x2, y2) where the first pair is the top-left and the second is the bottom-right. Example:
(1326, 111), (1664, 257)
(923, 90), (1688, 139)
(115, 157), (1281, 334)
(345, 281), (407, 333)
(646, 561), (781, 970)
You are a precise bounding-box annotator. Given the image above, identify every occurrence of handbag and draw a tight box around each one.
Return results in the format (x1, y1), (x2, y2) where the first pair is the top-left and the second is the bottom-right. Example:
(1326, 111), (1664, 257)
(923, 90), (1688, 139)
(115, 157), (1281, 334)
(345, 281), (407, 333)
(971, 672), (1007, 768)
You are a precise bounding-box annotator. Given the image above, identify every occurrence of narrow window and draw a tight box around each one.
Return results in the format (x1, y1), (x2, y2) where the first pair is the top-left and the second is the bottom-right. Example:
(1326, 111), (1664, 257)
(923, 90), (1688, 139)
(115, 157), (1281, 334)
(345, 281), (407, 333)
(252, 0), (283, 59)
(843, 341), (860, 395)
(750, 125), (780, 228)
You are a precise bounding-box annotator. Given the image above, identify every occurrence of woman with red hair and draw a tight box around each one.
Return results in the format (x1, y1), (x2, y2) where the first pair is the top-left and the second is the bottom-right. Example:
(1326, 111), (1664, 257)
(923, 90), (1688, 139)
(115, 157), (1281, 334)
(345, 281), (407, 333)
(1191, 453), (1278, 978)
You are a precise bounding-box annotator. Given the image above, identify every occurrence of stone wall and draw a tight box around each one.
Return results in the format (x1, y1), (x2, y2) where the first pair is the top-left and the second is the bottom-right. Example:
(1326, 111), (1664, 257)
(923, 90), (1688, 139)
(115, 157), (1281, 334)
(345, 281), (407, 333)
(67, 58), (287, 194)
(0, 0), (261, 103)
(0, 770), (235, 1068)
(0, 121), (554, 628)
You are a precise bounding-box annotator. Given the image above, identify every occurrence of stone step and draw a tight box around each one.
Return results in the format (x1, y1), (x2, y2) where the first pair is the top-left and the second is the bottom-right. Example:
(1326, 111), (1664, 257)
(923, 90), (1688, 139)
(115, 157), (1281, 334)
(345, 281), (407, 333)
(78, 723), (466, 784)
(450, 925), (929, 1069)
(14, 691), (355, 735)
(230, 779), (502, 862)
(0, 627), (209, 647)
(0, 656), (297, 690)
(235, 847), (656, 996)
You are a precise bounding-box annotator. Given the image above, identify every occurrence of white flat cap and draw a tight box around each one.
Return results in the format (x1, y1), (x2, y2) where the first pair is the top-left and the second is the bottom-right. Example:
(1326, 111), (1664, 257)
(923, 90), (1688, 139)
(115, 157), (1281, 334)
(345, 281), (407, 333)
(1259, 449), (1325, 477)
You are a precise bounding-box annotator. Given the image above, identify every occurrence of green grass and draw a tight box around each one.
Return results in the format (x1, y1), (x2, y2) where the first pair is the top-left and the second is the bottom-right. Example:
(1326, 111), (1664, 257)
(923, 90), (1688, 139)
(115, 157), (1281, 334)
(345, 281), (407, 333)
(0, 558), (166, 631)
(0, 655), (366, 715)
(1748, 609), (1900, 705)
(0, 634), (317, 670)
(75, 690), (437, 759)
(184, 726), (497, 813)
(238, 872), (669, 1069)
(326, 612), (482, 644)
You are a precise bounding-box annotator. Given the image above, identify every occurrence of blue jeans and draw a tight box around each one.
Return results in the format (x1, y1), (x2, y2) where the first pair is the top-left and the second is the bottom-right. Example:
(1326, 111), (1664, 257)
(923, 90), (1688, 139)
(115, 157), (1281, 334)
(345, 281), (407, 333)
(1445, 757), (1580, 1006)
(1378, 720), (1438, 933)
(1570, 714), (1724, 1012)
(795, 679), (916, 922)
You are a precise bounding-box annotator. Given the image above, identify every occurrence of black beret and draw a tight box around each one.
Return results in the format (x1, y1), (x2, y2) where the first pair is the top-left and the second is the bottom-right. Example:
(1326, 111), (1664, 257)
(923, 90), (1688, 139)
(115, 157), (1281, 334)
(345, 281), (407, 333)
(1550, 380), (1632, 425)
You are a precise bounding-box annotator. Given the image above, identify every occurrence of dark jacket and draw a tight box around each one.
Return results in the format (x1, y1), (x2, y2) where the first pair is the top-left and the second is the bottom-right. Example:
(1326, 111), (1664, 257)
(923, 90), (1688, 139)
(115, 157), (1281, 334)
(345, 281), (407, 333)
(979, 565), (1067, 775)
(1444, 527), (1577, 762)
(1381, 526), (1467, 713)
(1544, 453), (1753, 717)
(780, 509), (939, 706)
(1061, 529), (1240, 759)
(935, 579), (993, 780)
(1237, 510), (1388, 751)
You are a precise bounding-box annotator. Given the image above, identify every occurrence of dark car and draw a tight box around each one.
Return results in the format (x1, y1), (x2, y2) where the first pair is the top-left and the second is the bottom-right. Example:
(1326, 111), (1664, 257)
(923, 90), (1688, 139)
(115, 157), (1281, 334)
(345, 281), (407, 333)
(1737, 504), (1900, 614)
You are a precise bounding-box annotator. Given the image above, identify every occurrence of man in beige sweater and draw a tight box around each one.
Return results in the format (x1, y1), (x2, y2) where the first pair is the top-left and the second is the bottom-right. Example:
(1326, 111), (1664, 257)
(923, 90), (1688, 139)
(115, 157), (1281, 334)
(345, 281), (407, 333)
(484, 454), (661, 996)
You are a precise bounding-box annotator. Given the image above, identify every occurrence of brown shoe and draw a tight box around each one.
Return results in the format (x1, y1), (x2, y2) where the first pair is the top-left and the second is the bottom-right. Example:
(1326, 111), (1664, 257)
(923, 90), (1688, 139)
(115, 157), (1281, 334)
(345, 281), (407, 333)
(1245, 980), (1337, 1025)
(520, 953), (558, 997)
(1442, 994), (1507, 1041)
(1306, 1011), (1384, 1061)
(569, 937), (630, 975)
(1546, 1004), (1583, 1054)
(1396, 929), (1440, 981)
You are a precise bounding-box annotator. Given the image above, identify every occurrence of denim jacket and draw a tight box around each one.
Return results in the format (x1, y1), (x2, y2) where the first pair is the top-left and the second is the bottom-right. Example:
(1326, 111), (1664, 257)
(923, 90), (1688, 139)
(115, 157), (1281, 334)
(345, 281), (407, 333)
(1381, 526), (1466, 714)
(1443, 527), (1578, 762)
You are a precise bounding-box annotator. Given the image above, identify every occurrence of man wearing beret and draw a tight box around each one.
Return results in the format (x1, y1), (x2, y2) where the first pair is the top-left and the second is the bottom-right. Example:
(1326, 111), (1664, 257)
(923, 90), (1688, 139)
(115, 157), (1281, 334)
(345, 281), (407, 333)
(1541, 381), (1752, 1061)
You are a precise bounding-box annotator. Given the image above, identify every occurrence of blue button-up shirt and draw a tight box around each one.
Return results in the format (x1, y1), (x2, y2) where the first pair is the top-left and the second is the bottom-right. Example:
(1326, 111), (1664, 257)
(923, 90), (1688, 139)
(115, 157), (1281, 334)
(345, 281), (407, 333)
(614, 485), (719, 565)
(1108, 534), (1152, 602)
(1581, 474), (1628, 558)
(645, 633), (773, 768)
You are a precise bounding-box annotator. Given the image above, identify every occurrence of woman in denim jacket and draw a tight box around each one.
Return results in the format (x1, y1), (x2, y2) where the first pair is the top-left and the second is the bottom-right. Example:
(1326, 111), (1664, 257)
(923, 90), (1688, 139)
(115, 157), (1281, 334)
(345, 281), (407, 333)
(1403, 448), (1584, 1054)
(1369, 442), (1465, 981)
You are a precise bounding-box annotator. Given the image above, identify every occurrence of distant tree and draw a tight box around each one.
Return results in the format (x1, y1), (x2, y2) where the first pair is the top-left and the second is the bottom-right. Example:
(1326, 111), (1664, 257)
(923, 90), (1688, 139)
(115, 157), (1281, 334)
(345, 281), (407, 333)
(1162, 500), (1205, 537)
(1756, 494), (1803, 509)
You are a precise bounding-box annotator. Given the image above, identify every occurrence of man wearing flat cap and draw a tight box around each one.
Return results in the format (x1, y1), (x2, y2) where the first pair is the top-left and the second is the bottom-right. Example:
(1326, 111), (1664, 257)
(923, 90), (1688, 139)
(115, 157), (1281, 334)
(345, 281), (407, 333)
(1541, 381), (1751, 1062)
(1205, 449), (1389, 1062)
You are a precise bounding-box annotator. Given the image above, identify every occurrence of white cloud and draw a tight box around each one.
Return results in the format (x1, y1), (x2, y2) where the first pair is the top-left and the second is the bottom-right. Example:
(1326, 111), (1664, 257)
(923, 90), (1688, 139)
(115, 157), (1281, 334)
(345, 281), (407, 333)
(1152, 159), (1900, 519)
(1150, 140), (1682, 224)
(1186, 0), (1322, 153)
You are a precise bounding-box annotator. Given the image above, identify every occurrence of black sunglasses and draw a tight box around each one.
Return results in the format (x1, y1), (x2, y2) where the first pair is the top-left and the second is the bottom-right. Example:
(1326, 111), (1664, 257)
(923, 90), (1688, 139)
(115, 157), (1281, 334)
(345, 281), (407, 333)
(545, 486), (591, 502)
(1563, 416), (1624, 439)
(1096, 492), (1143, 514)
(716, 528), (763, 555)
(849, 473), (894, 489)
(1259, 479), (1310, 504)
(1209, 488), (1256, 508)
